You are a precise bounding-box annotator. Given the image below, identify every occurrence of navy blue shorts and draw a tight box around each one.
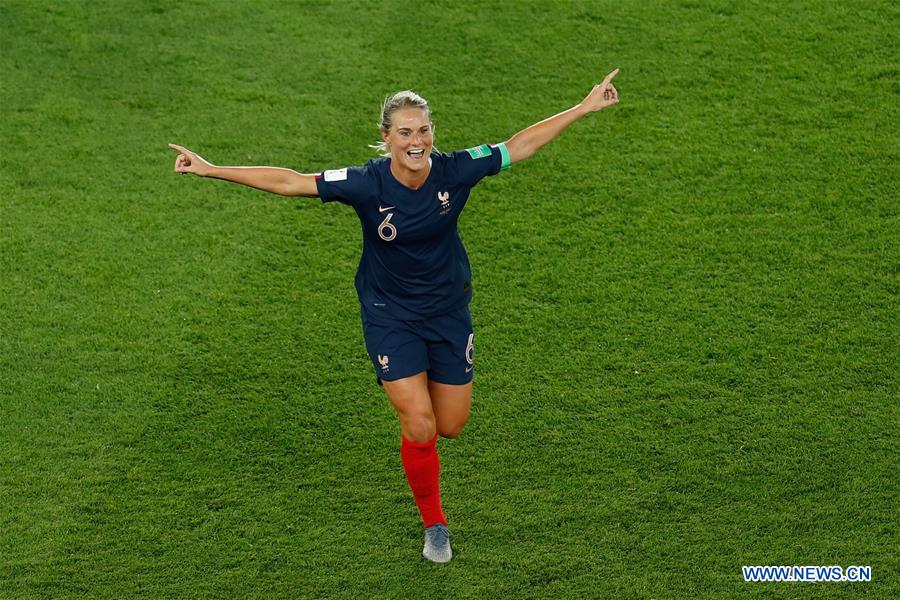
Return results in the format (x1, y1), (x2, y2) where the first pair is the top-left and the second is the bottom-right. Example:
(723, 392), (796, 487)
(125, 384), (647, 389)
(361, 306), (475, 385)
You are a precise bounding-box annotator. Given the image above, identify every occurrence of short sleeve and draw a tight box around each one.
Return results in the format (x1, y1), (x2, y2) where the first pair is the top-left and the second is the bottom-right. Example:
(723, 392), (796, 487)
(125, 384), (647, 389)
(449, 142), (511, 187)
(315, 164), (374, 207)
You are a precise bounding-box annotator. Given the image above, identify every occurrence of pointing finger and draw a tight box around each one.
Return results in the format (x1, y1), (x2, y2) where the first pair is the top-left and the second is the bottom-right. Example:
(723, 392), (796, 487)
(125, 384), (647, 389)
(602, 68), (620, 85)
(168, 143), (190, 155)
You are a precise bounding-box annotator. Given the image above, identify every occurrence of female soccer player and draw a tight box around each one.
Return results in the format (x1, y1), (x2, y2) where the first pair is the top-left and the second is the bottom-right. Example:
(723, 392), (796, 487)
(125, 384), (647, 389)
(169, 68), (619, 563)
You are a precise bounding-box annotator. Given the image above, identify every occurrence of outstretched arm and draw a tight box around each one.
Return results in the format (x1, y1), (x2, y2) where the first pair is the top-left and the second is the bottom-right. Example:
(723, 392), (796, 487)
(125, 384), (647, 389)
(168, 144), (319, 197)
(504, 68), (619, 164)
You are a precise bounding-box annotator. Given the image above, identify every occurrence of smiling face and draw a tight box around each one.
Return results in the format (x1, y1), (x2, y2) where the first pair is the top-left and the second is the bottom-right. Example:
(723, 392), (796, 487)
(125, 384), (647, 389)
(381, 107), (434, 179)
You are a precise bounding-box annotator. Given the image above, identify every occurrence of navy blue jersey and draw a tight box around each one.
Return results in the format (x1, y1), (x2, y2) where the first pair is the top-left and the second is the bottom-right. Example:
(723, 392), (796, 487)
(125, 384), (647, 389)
(316, 143), (510, 320)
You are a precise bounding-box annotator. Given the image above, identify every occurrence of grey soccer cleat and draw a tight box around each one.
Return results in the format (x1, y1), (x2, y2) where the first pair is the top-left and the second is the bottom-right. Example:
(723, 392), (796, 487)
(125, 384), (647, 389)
(422, 523), (452, 563)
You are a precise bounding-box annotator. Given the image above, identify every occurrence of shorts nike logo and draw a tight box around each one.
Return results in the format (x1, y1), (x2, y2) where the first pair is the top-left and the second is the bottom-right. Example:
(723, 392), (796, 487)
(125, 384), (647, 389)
(465, 366), (474, 373)
(379, 205), (395, 213)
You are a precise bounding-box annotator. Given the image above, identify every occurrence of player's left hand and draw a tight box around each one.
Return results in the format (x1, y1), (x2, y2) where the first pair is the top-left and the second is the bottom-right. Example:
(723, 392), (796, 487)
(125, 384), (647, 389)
(581, 68), (620, 112)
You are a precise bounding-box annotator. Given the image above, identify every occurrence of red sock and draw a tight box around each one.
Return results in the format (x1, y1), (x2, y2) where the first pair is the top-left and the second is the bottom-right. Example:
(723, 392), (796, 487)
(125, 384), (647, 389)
(400, 434), (447, 528)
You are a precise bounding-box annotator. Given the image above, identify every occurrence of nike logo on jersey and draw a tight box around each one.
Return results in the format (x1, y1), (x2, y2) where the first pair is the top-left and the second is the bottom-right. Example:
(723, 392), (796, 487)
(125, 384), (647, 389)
(379, 205), (395, 213)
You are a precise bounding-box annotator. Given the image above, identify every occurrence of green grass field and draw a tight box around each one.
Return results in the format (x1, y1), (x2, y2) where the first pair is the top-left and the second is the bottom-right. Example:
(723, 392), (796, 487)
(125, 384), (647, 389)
(1, 0), (897, 597)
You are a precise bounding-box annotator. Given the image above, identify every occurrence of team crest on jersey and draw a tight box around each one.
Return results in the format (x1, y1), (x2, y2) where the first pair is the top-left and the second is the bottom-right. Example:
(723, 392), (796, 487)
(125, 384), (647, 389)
(437, 191), (451, 215)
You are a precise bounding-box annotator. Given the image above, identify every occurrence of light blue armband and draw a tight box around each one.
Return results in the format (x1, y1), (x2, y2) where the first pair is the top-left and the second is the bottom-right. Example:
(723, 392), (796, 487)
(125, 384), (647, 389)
(493, 142), (511, 171)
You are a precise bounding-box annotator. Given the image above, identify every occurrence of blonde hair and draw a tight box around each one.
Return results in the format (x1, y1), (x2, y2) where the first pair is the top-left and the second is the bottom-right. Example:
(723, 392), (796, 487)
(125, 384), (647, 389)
(369, 90), (433, 156)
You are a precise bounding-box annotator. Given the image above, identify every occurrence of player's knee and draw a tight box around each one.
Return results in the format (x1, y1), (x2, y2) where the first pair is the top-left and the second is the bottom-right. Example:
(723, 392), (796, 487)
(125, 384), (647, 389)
(403, 414), (437, 443)
(439, 427), (459, 439)
(437, 417), (468, 439)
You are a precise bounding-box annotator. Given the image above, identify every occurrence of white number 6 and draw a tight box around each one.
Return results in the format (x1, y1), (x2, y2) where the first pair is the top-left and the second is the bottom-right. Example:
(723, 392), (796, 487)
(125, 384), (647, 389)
(378, 212), (397, 241)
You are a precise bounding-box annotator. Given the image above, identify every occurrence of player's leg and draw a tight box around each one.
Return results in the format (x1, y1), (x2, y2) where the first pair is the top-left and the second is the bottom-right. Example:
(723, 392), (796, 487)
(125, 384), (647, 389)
(362, 312), (452, 562)
(383, 372), (436, 443)
(429, 380), (472, 439)
(382, 373), (451, 563)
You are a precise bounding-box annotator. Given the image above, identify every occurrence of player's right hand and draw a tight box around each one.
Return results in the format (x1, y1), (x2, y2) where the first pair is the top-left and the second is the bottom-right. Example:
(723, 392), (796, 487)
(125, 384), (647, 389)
(168, 143), (212, 177)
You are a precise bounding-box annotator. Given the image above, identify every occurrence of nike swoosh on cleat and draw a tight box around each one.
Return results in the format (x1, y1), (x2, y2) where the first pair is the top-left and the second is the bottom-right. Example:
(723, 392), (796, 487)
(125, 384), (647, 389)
(379, 205), (395, 213)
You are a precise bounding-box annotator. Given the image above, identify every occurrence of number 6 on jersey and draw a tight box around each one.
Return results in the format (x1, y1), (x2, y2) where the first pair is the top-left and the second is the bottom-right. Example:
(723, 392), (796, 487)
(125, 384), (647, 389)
(379, 212), (397, 241)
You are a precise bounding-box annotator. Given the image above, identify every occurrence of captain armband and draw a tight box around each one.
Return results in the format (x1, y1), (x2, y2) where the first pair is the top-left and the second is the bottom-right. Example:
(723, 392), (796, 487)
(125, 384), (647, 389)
(491, 142), (512, 171)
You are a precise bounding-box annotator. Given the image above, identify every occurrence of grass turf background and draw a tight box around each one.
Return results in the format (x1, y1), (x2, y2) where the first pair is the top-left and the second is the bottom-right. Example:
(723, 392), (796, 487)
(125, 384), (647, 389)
(1, 0), (897, 597)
